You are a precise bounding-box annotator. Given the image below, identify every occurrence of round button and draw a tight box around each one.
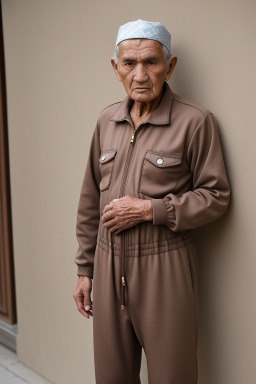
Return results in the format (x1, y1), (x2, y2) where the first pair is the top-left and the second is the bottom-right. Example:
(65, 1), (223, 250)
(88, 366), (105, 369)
(101, 155), (106, 161)
(156, 158), (164, 165)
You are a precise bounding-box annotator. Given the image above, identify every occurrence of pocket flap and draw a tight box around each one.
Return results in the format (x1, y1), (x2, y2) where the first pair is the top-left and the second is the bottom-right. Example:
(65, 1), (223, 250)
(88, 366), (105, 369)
(145, 151), (182, 167)
(99, 149), (117, 164)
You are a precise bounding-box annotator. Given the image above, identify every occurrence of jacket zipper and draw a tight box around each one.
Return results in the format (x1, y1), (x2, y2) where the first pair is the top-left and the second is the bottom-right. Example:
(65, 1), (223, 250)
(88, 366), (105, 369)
(119, 117), (145, 310)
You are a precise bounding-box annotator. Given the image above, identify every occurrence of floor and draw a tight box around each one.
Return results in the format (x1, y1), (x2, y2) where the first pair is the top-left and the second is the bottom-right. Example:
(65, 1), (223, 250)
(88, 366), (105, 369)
(0, 344), (53, 384)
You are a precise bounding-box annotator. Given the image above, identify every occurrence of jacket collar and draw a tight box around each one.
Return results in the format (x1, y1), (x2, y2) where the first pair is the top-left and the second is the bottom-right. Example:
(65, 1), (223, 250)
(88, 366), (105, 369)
(110, 81), (173, 126)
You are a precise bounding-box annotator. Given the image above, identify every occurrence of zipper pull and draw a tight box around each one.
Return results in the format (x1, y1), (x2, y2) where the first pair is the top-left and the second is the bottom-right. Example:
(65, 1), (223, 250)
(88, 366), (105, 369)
(121, 276), (126, 310)
(130, 131), (135, 143)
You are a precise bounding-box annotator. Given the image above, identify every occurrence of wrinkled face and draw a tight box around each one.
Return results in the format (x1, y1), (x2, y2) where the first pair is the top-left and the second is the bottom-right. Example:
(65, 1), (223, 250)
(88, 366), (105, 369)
(111, 39), (177, 103)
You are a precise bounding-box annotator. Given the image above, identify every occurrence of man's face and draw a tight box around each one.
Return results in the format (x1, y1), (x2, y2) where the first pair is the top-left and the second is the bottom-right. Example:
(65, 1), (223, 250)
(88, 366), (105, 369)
(111, 39), (177, 103)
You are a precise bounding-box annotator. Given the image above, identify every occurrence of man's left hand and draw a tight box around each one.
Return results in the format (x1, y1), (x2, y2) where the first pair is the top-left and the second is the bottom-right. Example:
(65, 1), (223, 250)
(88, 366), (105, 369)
(101, 195), (153, 235)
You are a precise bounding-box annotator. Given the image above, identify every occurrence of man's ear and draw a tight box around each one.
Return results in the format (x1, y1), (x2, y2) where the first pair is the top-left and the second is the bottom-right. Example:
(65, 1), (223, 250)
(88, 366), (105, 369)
(111, 57), (122, 82)
(165, 55), (177, 81)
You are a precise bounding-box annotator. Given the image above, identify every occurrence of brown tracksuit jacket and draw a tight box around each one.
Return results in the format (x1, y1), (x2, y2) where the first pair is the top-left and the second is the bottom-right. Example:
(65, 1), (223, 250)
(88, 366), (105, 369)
(74, 81), (230, 279)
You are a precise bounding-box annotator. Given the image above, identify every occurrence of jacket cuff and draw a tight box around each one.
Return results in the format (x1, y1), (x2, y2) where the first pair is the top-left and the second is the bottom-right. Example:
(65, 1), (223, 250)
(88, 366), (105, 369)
(77, 265), (94, 279)
(151, 198), (169, 225)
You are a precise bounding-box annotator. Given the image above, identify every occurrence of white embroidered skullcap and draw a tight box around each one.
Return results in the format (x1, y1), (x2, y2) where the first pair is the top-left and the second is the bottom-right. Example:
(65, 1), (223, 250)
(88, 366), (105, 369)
(115, 19), (171, 54)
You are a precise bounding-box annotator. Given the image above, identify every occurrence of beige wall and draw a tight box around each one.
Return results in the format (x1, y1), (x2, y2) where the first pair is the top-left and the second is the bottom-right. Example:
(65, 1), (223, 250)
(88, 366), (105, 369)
(2, 0), (256, 383)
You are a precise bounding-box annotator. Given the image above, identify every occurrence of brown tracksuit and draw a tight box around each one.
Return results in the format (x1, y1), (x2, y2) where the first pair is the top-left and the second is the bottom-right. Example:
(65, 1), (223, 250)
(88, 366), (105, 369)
(74, 81), (230, 384)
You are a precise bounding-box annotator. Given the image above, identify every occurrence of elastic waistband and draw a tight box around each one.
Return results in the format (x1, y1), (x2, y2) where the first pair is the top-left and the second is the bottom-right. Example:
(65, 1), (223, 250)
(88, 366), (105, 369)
(97, 230), (193, 257)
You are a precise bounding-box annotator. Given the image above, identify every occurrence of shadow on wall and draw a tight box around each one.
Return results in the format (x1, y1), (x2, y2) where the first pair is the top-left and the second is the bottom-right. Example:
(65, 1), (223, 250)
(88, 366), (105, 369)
(194, 203), (233, 383)
(196, 117), (233, 383)
(167, 44), (233, 382)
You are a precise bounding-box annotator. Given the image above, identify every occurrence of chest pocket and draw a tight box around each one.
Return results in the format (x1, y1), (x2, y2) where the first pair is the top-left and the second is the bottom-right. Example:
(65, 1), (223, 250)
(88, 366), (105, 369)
(139, 150), (182, 198)
(99, 149), (117, 191)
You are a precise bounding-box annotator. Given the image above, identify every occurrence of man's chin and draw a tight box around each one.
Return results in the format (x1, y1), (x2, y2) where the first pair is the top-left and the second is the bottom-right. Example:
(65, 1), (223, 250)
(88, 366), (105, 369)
(130, 90), (155, 102)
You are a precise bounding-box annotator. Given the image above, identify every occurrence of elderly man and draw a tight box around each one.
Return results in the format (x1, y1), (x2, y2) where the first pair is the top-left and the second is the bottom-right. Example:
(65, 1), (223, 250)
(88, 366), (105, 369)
(73, 19), (230, 384)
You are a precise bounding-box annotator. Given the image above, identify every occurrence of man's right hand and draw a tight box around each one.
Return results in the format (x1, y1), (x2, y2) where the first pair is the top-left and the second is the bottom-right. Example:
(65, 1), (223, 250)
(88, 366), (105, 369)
(73, 276), (93, 319)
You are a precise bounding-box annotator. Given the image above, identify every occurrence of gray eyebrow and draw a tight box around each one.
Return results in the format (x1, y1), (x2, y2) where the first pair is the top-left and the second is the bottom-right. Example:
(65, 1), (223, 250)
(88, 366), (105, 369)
(121, 55), (158, 63)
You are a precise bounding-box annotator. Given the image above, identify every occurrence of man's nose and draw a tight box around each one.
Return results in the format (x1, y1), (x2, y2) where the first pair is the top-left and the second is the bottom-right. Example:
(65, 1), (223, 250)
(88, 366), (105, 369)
(133, 63), (148, 82)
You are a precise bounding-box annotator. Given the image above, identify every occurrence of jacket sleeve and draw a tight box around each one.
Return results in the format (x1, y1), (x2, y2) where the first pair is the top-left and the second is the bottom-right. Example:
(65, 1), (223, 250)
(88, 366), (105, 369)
(74, 121), (101, 278)
(150, 113), (231, 232)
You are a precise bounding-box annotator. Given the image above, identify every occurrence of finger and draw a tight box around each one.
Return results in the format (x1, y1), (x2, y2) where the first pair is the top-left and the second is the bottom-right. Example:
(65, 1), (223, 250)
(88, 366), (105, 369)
(103, 218), (116, 228)
(110, 224), (123, 234)
(112, 221), (134, 234)
(102, 209), (109, 221)
(102, 209), (114, 223)
(83, 289), (92, 311)
(102, 203), (113, 214)
(79, 307), (93, 318)
(77, 301), (92, 318)
(79, 300), (93, 315)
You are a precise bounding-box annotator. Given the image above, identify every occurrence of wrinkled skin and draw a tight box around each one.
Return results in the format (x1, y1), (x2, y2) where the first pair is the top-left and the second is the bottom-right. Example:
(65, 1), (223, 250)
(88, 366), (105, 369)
(73, 276), (93, 319)
(102, 195), (153, 235)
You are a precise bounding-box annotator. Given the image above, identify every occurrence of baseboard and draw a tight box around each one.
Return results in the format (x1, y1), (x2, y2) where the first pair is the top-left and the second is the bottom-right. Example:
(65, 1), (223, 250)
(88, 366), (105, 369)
(0, 319), (17, 352)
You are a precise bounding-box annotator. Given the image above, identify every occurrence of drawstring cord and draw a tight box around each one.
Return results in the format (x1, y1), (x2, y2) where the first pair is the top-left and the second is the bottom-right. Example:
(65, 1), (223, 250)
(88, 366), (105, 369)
(121, 232), (126, 310)
(109, 216), (126, 310)
(121, 275), (126, 310)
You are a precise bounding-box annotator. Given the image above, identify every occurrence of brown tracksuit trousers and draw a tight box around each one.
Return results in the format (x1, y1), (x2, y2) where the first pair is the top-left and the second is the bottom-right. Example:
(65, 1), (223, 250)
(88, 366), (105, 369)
(74, 82), (230, 383)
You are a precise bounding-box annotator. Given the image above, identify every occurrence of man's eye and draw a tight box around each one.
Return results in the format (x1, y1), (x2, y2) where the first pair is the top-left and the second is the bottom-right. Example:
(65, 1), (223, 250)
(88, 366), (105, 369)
(147, 61), (156, 66)
(125, 62), (133, 66)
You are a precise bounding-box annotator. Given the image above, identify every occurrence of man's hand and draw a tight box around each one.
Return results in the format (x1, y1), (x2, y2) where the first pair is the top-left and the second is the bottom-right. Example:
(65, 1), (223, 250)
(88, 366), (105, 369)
(101, 195), (153, 235)
(73, 276), (93, 319)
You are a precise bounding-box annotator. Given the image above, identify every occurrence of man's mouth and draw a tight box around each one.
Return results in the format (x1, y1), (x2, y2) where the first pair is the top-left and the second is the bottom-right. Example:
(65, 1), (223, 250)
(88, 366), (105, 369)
(134, 87), (150, 91)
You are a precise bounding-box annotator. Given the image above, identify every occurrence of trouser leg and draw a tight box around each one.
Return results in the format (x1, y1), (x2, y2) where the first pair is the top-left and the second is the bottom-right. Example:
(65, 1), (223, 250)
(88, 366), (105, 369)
(92, 245), (142, 384)
(126, 242), (199, 384)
